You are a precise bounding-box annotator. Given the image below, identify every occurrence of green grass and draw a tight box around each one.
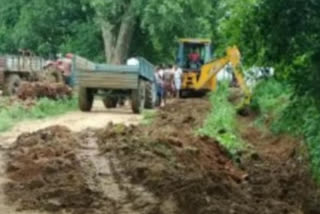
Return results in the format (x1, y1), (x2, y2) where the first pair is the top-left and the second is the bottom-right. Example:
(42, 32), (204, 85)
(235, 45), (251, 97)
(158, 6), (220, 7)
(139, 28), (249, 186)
(0, 97), (78, 132)
(198, 83), (246, 157)
(142, 110), (157, 125)
(250, 78), (320, 182)
(250, 78), (291, 126)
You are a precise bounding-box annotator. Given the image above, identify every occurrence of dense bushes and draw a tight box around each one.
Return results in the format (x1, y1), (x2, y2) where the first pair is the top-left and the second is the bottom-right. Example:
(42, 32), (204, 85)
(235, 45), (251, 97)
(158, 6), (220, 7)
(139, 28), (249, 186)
(251, 79), (320, 182)
(250, 79), (291, 124)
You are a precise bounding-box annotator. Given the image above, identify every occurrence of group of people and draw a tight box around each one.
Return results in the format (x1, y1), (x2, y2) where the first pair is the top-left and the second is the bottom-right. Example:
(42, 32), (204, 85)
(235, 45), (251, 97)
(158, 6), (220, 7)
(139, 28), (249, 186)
(155, 64), (183, 107)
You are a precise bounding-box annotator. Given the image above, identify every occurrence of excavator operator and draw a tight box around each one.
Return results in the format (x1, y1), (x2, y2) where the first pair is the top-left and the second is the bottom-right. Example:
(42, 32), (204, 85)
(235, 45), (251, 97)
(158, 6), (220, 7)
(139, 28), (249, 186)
(188, 48), (201, 69)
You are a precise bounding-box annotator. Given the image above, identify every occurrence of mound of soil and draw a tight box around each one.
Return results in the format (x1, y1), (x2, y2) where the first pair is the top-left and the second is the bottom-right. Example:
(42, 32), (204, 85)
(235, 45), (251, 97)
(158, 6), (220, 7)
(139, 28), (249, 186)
(4, 126), (103, 213)
(4, 99), (320, 214)
(17, 82), (72, 100)
(96, 99), (319, 214)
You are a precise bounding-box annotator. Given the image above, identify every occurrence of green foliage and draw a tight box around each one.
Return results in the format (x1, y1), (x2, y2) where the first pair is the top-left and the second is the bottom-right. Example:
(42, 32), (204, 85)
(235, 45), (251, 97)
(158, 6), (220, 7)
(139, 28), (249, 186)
(215, 0), (261, 59)
(250, 79), (291, 124)
(198, 83), (246, 157)
(0, 0), (103, 60)
(272, 96), (320, 182)
(219, 0), (320, 98)
(90, 0), (220, 63)
(141, 0), (218, 62)
(251, 79), (320, 182)
(0, 97), (77, 132)
(0, 0), (222, 63)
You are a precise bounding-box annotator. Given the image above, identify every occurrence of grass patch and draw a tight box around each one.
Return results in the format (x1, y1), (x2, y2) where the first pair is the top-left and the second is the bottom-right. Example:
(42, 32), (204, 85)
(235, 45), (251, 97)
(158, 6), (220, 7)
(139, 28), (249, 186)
(250, 78), (291, 126)
(142, 110), (157, 125)
(0, 97), (78, 132)
(198, 83), (246, 157)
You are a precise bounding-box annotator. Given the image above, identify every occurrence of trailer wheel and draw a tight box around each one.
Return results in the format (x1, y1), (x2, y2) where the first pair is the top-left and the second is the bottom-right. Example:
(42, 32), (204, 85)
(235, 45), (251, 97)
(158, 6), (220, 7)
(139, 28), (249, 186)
(131, 80), (146, 114)
(145, 81), (156, 109)
(79, 87), (93, 112)
(4, 74), (21, 96)
(103, 97), (118, 108)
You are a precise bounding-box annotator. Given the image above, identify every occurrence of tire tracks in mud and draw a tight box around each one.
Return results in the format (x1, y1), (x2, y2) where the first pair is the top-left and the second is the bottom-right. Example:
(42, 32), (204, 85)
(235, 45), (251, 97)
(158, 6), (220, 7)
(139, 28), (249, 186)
(78, 130), (158, 214)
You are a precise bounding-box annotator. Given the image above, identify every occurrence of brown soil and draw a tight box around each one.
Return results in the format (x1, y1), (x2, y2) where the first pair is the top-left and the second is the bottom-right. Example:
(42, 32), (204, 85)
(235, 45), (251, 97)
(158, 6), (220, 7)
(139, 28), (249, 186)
(237, 115), (319, 214)
(3, 99), (320, 214)
(17, 82), (72, 100)
(4, 126), (104, 213)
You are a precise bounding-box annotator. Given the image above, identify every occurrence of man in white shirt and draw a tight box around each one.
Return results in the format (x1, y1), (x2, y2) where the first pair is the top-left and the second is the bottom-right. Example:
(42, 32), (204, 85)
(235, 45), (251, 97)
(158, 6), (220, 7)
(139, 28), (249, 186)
(173, 65), (183, 98)
(155, 66), (164, 106)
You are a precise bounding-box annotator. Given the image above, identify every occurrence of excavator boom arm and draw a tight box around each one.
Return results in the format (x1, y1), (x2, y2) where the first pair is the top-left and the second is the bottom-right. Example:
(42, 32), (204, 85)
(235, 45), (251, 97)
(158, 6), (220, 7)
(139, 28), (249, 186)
(195, 46), (251, 105)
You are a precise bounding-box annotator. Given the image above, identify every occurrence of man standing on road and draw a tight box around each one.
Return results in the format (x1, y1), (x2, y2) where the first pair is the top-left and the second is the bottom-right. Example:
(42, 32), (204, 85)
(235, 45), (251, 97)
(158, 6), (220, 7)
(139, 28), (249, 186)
(173, 65), (183, 98)
(163, 64), (174, 103)
(155, 66), (164, 106)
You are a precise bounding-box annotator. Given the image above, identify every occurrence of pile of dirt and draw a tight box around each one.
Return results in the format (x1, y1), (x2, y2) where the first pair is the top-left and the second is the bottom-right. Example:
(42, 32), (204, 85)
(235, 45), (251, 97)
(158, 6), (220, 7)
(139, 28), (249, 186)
(94, 100), (244, 214)
(17, 82), (72, 100)
(95, 99), (319, 214)
(4, 99), (320, 214)
(4, 126), (103, 213)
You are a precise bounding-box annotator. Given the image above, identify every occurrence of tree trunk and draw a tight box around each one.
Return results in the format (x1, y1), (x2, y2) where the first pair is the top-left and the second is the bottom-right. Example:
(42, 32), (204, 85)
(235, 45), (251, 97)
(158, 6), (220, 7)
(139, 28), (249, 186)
(101, 20), (116, 63)
(99, 1), (137, 64)
(112, 3), (137, 64)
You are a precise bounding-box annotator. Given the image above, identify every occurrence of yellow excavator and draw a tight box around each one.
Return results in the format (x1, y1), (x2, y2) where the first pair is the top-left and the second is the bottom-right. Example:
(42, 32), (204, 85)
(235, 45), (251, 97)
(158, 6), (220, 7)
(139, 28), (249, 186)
(176, 38), (251, 106)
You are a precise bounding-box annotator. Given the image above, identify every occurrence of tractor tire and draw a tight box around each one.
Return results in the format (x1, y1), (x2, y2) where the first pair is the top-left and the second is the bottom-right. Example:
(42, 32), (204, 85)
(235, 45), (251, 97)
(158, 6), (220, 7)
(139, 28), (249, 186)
(79, 87), (94, 112)
(145, 81), (156, 109)
(3, 74), (21, 96)
(131, 80), (146, 114)
(103, 97), (118, 108)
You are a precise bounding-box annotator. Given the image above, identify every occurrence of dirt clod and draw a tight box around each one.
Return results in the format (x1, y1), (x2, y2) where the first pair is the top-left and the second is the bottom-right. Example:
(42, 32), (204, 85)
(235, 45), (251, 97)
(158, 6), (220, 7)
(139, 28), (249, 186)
(17, 82), (72, 100)
(4, 126), (103, 213)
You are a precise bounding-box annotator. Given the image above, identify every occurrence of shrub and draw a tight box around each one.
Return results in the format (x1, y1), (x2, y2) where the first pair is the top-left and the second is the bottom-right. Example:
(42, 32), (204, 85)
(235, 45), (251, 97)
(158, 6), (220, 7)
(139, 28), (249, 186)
(198, 83), (246, 157)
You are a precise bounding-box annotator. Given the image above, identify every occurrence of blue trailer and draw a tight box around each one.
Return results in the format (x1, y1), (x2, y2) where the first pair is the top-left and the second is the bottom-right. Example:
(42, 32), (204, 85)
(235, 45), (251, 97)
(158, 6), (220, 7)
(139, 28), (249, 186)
(73, 56), (156, 114)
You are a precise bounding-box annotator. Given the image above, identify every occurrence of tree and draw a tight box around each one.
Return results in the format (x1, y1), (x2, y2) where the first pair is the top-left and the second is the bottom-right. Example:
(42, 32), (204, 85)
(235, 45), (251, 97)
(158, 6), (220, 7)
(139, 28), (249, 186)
(90, 0), (219, 64)
(89, 0), (143, 64)
(244, 0), (320, 100)
(0, 0), (103, 60)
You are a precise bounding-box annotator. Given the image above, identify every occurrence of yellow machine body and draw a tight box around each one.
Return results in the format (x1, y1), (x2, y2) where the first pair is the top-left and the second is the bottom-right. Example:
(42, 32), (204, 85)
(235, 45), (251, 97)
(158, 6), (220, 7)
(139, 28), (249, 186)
(178, 39), (251, 105)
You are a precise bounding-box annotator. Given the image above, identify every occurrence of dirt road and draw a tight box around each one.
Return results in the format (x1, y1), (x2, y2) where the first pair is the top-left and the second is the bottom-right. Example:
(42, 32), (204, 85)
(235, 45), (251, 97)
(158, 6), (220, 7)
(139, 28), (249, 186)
(0, 101), (141, 214)
(0, 101), (141, 147)
(0, 99), (319, 214)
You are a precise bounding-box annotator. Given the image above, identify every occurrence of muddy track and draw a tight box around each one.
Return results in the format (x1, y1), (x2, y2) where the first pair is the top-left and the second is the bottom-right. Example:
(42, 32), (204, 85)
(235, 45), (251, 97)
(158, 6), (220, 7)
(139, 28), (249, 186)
(0, 101), (141, 148)
(0, 101), (141, 214)
(1, 99), (320, 214)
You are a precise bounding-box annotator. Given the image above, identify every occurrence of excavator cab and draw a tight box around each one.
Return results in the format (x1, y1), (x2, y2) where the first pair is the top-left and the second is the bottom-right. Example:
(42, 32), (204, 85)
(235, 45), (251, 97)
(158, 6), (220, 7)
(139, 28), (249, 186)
(176, 38), (213, 95)
(176, 38), (213, 71)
